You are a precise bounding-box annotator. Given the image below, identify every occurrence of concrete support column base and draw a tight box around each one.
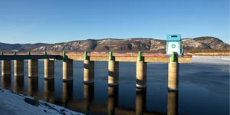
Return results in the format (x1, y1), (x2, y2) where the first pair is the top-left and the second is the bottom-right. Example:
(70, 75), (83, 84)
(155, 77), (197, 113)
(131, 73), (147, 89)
(84, 60), (94, 83)
(63, 59), (73, 81)
(108, 60), (119, 86)
(14, 60), (24, 77)
(168, 62), (178, 91)
(28, 59), (38, 78)
(44, 59), (54, 79)
(136, 60), (147, 88)
(1, 60), (11, 76)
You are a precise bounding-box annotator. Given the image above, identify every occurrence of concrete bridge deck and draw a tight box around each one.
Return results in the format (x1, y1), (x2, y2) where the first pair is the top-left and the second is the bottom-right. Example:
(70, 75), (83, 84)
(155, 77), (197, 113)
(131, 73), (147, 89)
(67, 53), (192, 63)
(0, 52), (192, 63)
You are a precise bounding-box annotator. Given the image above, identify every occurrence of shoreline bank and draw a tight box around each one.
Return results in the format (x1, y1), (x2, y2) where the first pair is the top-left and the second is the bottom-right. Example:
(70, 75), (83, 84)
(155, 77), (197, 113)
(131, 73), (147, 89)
(0, 88), (84, 115)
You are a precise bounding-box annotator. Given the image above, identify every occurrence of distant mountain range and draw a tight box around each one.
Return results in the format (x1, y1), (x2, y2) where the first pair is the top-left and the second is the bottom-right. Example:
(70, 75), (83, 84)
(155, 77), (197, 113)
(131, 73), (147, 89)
(0, 36), (229, 53)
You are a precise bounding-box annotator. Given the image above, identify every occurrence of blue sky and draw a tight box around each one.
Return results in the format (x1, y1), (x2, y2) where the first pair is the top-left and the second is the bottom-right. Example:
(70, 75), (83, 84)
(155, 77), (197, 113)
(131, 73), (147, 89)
(0, 0), (229, 43)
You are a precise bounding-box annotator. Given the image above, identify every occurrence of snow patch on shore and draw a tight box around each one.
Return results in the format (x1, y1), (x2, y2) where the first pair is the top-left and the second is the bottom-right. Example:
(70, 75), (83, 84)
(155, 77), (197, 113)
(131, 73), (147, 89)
(0, 88), (84, 115)
(192, 56), (230, 65)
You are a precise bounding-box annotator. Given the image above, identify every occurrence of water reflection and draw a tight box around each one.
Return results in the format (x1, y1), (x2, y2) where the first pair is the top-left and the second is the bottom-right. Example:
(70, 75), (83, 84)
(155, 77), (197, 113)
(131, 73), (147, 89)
(167, 91), (178, 115)
(62, 81), (73, 106)
(108, 85), (118, 115)
(14, 76), (24, 94)
(28, 77), (38, 97)
(83, 83), (94, 114)
(0, 76), (180, 115)
(1, 75), (11, 89)
(136, 88), (146, 115)
(0, 61), (228, 115)
(44, 79), (55, 103)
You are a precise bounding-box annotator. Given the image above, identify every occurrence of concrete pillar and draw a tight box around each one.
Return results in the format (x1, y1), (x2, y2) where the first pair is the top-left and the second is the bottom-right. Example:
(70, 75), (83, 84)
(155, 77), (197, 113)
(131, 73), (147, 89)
(108, 51), (119, 86)
(136, 88), (146, 115)
(108, 60), (119, 86)
(167, 91), (178, 115)
(136, 51), (147, 88)
(44, 59), (54, 79)
(83, 83), (94, 114)
(28, 77), (38, 97)
(28, 59), (38, 78)
(14, 76), (24, 94)
(84, 60), (94, 83)
(1, 60), (11, 76)
(168, 52), (179, 91)
(1, 75), (11, 89)
(83, 51), (94, 83)
(14, 60), (24, 77)
(44, 79), (55, 103)
(108, 86), (118, 115)
(63, 59), (73, 81)
(62, 81), (73, 106)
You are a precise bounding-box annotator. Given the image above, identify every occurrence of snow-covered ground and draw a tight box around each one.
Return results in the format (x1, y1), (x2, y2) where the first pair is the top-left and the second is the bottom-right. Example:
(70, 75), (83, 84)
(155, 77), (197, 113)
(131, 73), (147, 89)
(0, 88), (84, 115)
(192, 56), (230, 65)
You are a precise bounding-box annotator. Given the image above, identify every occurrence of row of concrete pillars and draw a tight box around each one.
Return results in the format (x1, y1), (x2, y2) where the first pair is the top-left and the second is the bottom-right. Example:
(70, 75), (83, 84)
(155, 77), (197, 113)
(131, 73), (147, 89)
(1, 59), (52, 78)
(1, 52), (179, 91)
(1, 75), (178, 115)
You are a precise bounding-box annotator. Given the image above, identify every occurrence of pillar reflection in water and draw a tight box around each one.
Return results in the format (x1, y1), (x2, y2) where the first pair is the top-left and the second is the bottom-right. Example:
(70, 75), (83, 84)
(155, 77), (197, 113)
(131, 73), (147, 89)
(136, 88), (146, 115)
(14, 76), (24, 94)
(62, 81), (73, 106)
(44, 79), (55, 103)
(1, 75), (11, 89)
(167, 91), (178, 115)
(83, 83), (94, 114)
(108, 85), (118, 115)
(28, 77), (38, 97)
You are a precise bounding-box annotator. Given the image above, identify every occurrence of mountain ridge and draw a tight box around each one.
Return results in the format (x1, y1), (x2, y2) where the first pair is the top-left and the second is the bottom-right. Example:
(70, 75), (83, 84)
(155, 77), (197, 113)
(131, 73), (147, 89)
(0, 36), (229, 53)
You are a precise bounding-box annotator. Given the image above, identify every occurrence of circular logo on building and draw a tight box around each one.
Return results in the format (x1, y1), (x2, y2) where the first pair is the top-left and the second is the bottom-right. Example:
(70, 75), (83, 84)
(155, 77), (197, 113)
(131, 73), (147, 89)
(171, 44), (176, 48)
